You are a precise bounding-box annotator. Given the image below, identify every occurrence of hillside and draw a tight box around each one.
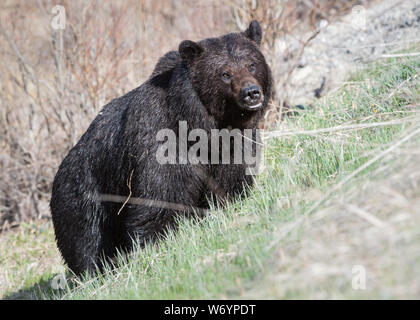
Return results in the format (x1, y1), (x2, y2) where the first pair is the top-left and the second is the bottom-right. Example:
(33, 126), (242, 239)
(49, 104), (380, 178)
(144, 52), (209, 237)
(1, 44), (418, 299)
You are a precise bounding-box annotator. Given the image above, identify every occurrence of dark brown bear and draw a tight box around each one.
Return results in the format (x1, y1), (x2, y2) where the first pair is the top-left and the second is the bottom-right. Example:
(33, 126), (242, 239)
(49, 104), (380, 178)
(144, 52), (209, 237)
(50, 20), (273, 276)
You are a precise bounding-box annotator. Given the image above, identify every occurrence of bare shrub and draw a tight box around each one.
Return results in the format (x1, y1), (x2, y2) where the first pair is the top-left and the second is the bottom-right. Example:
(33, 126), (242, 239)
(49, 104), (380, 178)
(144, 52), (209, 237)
(0, 0), (140, 227)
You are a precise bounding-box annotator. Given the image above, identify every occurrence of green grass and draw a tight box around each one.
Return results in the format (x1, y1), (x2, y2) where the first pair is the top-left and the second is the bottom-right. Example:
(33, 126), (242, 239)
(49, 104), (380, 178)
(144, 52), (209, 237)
(1, 45), (419, 299)
(0, 220), (62, 299)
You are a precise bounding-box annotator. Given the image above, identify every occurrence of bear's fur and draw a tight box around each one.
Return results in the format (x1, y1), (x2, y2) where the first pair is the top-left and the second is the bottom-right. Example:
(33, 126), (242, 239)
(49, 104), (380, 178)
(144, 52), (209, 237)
(50, 20), (273, 275)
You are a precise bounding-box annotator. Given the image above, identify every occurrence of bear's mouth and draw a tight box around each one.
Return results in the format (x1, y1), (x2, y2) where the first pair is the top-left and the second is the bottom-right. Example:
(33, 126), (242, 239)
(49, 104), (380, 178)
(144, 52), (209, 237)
(247, 102), (262, 109)
(240, 100), (264, 111)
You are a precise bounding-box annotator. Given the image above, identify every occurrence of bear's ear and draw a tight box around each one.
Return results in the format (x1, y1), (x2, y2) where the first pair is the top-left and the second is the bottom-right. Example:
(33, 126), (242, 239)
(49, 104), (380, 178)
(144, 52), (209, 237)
(179, 40), (203, 62)
(244, 20), (262, 46)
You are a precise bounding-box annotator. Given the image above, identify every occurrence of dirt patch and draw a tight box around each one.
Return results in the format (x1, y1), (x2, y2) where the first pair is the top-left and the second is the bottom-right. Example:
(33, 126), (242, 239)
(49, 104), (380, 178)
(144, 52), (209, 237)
(275, 0), (420, 106)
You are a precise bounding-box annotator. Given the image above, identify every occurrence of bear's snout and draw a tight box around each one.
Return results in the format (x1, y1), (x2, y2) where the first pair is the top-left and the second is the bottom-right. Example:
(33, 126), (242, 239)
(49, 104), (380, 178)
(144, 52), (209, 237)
(239, 82), (263, 110)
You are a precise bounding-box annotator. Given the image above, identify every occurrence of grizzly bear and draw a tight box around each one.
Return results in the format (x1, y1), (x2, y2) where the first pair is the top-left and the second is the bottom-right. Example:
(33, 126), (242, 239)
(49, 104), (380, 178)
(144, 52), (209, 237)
(50, 20), (273, 276)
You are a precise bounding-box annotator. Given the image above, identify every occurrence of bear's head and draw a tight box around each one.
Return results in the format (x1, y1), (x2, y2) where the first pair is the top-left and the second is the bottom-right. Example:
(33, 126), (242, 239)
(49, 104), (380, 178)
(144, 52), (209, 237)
(178, 20), (272, 127)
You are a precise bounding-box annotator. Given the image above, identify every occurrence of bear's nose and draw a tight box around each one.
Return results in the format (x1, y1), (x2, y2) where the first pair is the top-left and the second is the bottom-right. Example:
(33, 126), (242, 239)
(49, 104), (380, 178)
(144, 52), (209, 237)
(241, 84), (261, 103)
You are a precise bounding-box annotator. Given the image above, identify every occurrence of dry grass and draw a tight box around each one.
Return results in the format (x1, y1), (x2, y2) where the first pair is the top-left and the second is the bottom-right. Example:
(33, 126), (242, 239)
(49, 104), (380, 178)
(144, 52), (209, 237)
(248, 126), (420, 298)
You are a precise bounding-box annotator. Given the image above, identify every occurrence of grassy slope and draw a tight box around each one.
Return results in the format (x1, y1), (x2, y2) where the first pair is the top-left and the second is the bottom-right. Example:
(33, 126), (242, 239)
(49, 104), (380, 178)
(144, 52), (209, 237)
(1, 45), (419, 300)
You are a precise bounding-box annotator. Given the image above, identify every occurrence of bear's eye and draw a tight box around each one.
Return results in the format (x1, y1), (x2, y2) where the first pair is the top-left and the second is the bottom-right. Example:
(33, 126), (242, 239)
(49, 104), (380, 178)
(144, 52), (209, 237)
(248, 63), (256, 73)
(222, 72), (232, 81)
